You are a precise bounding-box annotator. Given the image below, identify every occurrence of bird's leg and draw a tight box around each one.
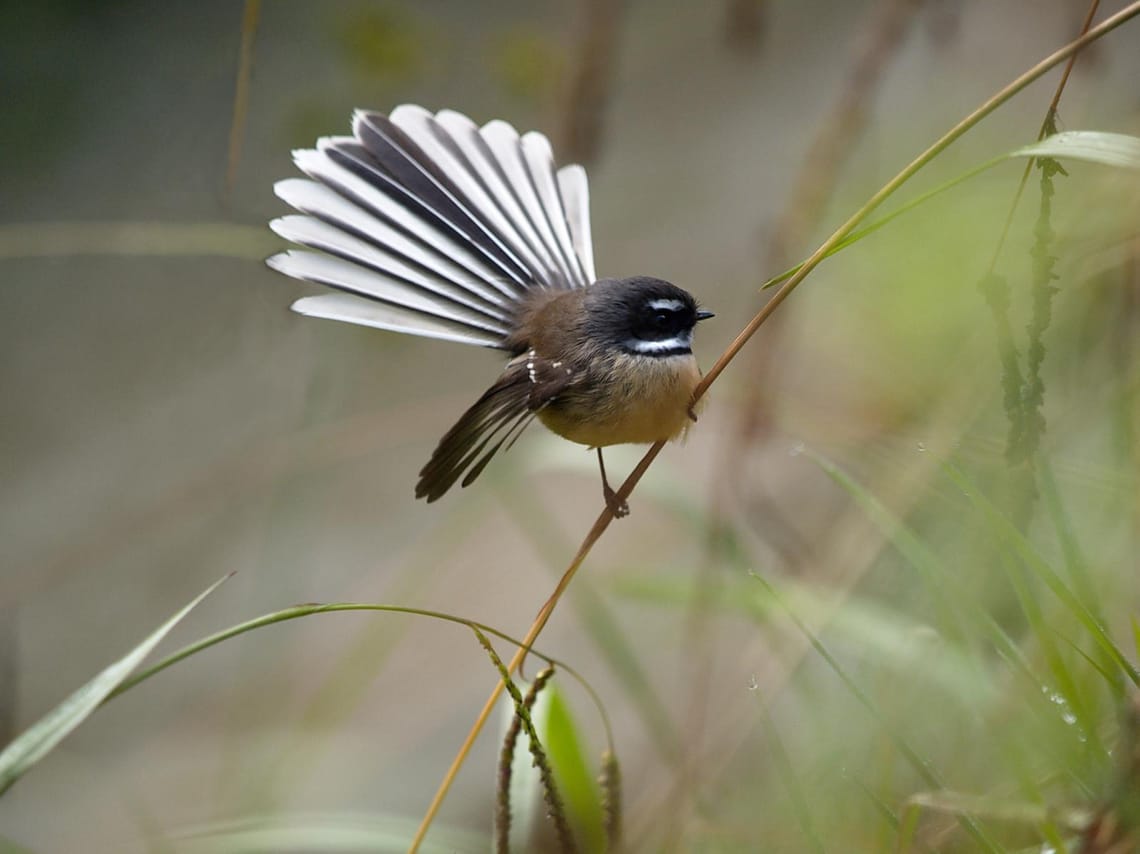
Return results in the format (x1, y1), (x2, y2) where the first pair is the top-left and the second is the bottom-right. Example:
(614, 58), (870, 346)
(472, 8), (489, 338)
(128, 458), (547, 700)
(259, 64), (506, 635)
(596, 448), (630, 518)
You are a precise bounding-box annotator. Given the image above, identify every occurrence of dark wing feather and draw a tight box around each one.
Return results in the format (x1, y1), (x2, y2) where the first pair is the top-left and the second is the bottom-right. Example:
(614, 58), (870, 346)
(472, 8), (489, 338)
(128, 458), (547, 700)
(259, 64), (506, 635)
(416, 353), (577, 502)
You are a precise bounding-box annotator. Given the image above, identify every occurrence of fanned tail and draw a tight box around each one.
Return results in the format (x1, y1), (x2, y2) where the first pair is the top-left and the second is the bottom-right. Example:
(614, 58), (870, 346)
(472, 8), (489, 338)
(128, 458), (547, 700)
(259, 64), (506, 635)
(267, 105), (597, 349)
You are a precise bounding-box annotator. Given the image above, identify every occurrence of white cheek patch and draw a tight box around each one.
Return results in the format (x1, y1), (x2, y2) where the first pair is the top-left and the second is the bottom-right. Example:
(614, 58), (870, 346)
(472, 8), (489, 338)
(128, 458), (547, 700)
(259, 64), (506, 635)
(647, 298), (686, 313)
(624, 331), (693, 355)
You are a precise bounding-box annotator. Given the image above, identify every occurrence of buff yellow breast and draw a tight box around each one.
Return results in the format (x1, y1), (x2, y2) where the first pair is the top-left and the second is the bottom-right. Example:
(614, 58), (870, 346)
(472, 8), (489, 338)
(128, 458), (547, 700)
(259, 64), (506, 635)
(538, 353), (703, 448)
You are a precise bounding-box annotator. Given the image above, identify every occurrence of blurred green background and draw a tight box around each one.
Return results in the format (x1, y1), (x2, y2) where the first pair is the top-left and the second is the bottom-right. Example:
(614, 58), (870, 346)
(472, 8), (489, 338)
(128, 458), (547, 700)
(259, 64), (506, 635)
(2, 1), (1139, 851)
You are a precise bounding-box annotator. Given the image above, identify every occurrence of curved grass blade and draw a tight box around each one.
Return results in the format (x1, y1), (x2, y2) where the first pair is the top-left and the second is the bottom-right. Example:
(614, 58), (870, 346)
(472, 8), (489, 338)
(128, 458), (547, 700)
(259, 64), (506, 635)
(750, 573), (1003, 853)
(803, 450), (1118, 739)
(500, 673), (605, 854)
(941, 463), (1140, 689)
(907, 790), (1087, 849)
(168, 812), (486, 853)
(0, 574), (231, 796)
(761, 155), (1003, 289)
(756, 701), (826, 854)
(107, 602), (605, 723)
(763, 130), (1140, 290)
(1010, 131), (1140, 170)
(537, 681), (605, 853)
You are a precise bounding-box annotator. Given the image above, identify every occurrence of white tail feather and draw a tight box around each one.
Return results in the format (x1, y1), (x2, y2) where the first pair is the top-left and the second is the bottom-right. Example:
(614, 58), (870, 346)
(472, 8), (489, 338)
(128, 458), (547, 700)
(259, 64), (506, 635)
(269, 215), (510, 328)
(290, 293), (502, 348)
(388, 106), (556, 284)
(521, 131), (588, 286)
(267, 106), (598, 348)
(290, 149), (519, 303)
(435, 109), (573, 287)
(272, 180), (509, 313)
(268, 250), (509, 337)
(481, 120), (571, 288)
(557, 164), (595, 283)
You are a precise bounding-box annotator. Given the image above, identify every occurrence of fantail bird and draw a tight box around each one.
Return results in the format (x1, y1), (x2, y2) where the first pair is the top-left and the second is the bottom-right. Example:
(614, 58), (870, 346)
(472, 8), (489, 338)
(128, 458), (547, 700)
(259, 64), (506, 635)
(266, 105), (712, 517)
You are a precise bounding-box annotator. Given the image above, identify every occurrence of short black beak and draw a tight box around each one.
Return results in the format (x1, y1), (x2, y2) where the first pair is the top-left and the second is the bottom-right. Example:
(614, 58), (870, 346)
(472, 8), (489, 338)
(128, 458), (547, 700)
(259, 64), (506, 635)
(696, 309), (715, 321)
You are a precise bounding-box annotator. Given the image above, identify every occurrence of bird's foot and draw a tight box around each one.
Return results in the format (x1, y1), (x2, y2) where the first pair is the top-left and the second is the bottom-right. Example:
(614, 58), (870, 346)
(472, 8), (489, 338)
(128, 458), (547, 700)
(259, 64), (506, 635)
(603, 485), (630, 518)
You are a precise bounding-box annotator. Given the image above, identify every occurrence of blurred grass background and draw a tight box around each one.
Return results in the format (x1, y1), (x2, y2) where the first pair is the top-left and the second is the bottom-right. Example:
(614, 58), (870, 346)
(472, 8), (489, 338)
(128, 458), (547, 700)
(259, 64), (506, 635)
(2, 1), (1139, 851)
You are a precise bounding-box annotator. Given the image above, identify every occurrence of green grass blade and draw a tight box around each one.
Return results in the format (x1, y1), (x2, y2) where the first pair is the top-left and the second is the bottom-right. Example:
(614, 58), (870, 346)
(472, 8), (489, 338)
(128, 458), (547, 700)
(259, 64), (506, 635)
(477, 632), (575, 853)
(1009, 131), (1140, 169)
(942, 463), (1140, 688)
(762, 156), (1002, 289)
(615, 571), (998, 708)
(805, 451), (1052, 697)
(907, 791), (1049, 824)
(751, 574), (1003, 853)
(109, 603), (581, 702)
(1037, 461), (1103, 617)
(1054, 629), (1121, 690)
(806, 451), (966, 636)
(764, 130), (1139, 290)
(0, 574), (231, 796)
(854, 777), (899, 831)
(167, 813), (487, 853)
(907, 792), (1074, 851)
(895, 803), (922, 854)
(1037, 462), (1122, 699)
(499, 672), (605, 853)
(539, 683), (605, 853)
(756, 703), (826, 854)
(993, 545), (1102, 751)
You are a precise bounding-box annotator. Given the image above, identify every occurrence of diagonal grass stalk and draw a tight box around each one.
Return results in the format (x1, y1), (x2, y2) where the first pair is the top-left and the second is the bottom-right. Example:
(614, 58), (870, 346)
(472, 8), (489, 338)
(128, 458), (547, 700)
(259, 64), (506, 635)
(407, 5), (1140, 850)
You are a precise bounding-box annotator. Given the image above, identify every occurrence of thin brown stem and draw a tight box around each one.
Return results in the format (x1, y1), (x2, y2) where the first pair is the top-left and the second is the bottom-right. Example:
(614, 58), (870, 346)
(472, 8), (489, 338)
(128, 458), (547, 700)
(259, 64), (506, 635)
(986, 0), (1101, 273)
(767, 0), (923, 266)
(408, 445), (663, 852)
(695, 1), (1136, 406)
(407, 4), (1140, 850)
(1047, 0), (1100, 119)
(225, 0), (261, 201)
(557, 0), (625, 164)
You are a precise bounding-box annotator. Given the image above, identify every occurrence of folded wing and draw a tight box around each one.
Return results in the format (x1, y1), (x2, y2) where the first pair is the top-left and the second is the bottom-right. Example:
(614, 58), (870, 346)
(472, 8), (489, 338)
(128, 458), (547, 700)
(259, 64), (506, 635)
(415, 352), (579, 501)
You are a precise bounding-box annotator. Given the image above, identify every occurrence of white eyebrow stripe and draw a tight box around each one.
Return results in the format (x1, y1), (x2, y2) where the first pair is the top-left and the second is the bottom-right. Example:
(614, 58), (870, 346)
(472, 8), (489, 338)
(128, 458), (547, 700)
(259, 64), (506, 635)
(647, 298), (686, 312)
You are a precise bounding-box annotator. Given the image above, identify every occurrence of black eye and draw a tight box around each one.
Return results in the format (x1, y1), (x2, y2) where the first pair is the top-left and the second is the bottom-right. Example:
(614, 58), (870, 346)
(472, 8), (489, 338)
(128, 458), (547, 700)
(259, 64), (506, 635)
(628, 298), (693, 343)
